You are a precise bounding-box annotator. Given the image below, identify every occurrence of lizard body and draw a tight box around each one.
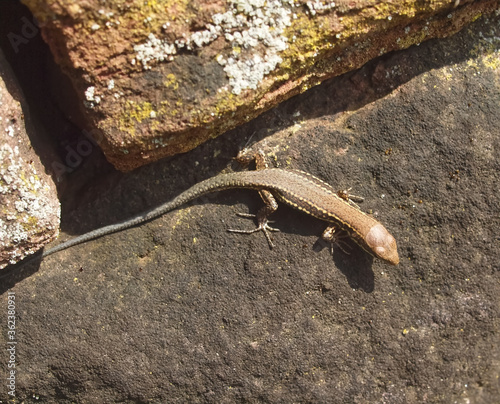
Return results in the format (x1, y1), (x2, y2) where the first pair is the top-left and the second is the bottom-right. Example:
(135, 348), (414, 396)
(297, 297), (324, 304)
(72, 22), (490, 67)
(35, 168), (399, 265)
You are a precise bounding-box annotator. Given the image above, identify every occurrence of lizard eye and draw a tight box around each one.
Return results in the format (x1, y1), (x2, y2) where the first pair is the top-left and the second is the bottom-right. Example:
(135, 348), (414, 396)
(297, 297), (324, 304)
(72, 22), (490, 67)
(374, 246), (388, 257)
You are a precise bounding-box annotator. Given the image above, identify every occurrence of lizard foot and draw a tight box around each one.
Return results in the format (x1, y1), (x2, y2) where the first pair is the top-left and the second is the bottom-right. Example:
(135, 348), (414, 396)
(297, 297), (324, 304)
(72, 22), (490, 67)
(336, 188), (365, 210)
(228, 213), (280, 248)
(322, 225), (352, 255)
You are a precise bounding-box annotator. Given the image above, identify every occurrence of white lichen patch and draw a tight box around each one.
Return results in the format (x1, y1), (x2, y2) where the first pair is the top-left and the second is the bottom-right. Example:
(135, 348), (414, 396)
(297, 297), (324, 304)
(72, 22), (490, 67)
(133, 0), (296, 94)
(0, 143), (61, 263)
(223, 53), (284, 95)
(134, 33), (178, 64)
(84, 85), (101, 108)
(5, 125), (14, 137)
(305, 1), (336, 16)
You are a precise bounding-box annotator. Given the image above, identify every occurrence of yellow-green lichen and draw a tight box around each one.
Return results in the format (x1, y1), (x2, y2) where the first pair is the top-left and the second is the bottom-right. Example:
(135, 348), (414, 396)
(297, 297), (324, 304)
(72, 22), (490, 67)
(118, 100), (156, 136)
(482, 53), (500, 70)
(281, 12), (332, 71)
(396, 28), (429, 50)
(468, 35), (500, 71)
(163, 73), (179, 90)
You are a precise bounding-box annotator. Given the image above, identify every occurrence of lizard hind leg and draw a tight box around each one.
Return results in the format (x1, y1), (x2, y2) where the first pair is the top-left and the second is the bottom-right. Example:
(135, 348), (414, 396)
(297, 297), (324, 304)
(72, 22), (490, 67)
(234, 148), (269, 170)
(228, 212), (280, 248)
(227, 189), (280, 248)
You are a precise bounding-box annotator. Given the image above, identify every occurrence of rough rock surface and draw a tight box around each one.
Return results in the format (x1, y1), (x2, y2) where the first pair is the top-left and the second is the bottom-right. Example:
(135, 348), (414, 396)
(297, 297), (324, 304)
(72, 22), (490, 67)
(0, 11), (499, 403)
(21, 0), (500, 171)
(0, 50), (60, 270)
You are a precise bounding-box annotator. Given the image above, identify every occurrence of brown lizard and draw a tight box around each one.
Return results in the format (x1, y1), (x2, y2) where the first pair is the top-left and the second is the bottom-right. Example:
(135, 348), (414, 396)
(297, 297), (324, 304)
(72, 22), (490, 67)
(17, 151), (399, 266)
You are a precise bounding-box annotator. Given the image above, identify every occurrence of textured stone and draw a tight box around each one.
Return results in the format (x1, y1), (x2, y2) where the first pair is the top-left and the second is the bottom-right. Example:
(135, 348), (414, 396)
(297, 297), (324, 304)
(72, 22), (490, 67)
(0, 12), (499, 402)
(21, 0), (500, 171)
(0, 50), (60, 269)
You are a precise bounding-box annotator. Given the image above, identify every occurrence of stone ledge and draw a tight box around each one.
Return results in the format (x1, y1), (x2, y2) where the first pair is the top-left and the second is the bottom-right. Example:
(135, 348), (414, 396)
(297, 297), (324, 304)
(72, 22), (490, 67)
(0, 50), (60, 268)
(22, 0), (500, 171)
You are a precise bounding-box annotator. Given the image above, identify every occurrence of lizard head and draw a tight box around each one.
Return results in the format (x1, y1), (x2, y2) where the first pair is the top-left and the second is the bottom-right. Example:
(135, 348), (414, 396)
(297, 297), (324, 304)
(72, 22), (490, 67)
(365, 224), (399, 265)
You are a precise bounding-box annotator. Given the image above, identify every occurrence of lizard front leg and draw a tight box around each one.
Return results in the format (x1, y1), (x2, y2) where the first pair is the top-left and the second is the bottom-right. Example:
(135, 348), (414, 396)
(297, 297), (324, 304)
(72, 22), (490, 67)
(321, 225), (352, 255)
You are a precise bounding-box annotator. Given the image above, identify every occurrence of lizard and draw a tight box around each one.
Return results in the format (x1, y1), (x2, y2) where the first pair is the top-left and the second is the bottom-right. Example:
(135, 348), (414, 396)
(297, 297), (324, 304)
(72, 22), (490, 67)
(14, 151), (400, 267)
